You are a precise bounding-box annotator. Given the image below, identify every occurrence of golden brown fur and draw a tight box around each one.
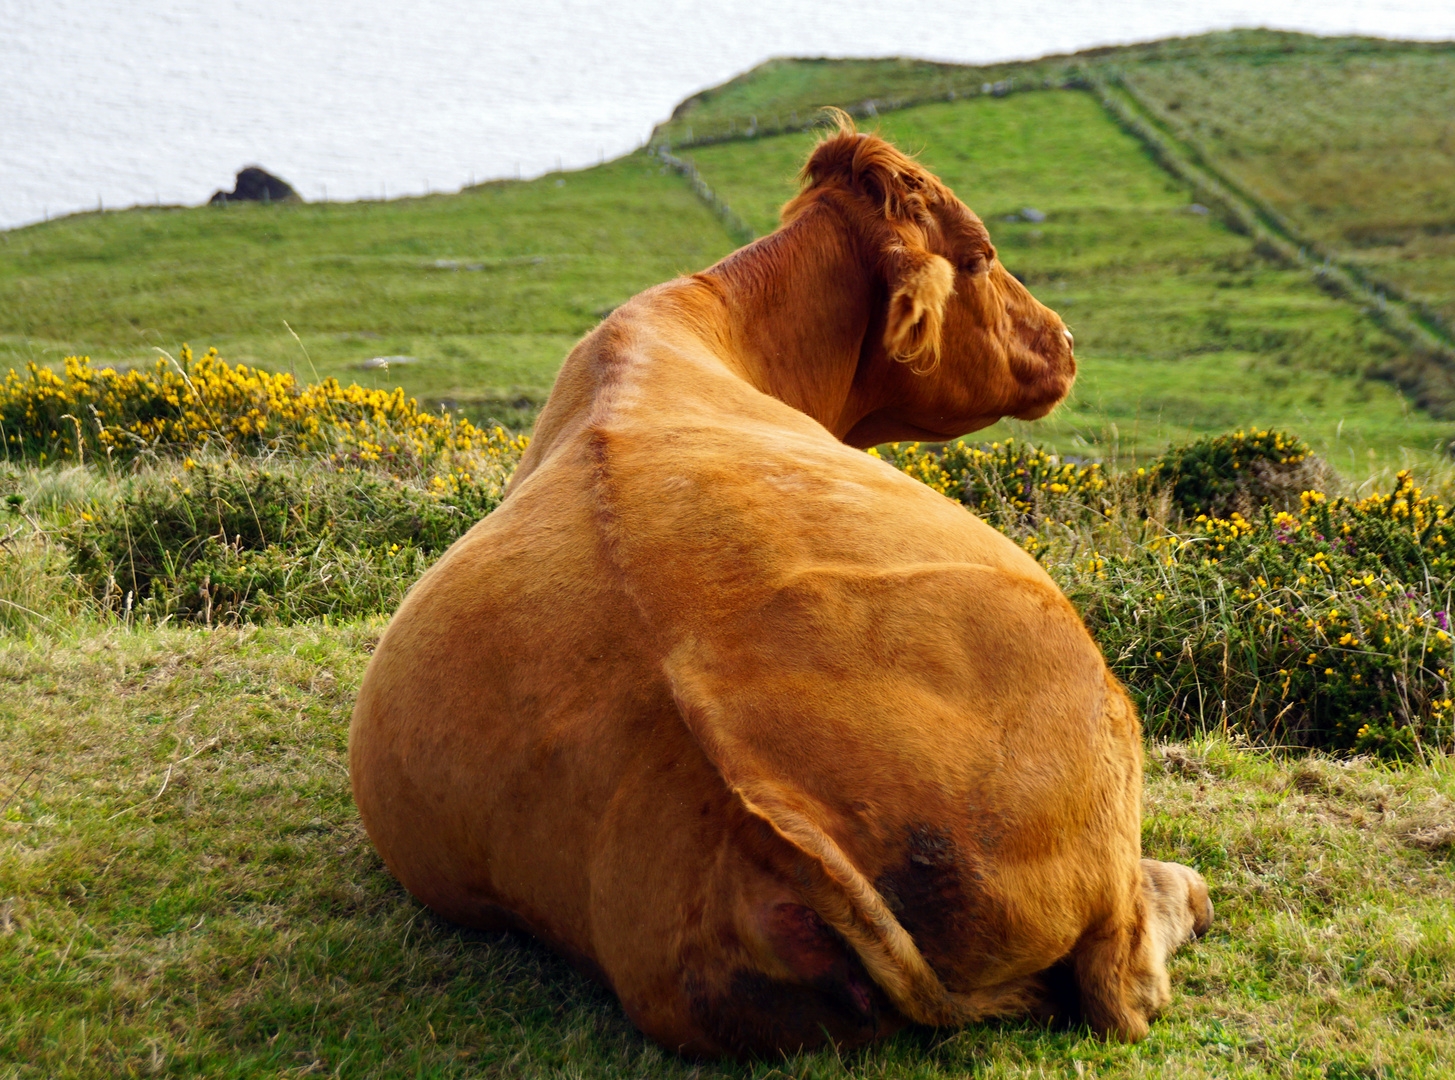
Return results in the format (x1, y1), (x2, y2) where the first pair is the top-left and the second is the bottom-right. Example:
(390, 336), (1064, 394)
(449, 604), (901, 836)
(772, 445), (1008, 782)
(350, 114), (1211, 1058)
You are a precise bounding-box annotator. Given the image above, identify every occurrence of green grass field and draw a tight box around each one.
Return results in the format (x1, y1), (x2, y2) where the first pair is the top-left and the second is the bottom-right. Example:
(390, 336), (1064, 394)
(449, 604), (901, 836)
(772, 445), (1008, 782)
(680, 90), (1450, 470)
(1120, 48), (1455, 335)
(0, 158), (736, 427)
(4, 28), (1455, 1080)
(4, 31), (1452, 471)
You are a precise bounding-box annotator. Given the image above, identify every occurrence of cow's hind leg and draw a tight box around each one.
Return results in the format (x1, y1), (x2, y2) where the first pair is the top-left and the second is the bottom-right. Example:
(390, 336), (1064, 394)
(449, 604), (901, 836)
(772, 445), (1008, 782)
(1142, 858), (1214, 954)
(1071, 859), (1212, 1041)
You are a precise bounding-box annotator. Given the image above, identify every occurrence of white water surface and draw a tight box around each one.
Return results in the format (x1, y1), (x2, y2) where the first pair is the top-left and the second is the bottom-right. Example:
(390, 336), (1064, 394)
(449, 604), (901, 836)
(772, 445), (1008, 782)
(3, 0), (1454, 230)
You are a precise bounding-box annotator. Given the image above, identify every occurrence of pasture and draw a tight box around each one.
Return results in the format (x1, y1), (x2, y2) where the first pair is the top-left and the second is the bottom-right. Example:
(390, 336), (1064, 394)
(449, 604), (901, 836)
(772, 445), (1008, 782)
(4, 477), (1454, 1078)
(678, 90), (1448, 468)
(1120, 49), (1455, 335)
(0, 157), (736, 431)
(3, 26), (1455, 1080)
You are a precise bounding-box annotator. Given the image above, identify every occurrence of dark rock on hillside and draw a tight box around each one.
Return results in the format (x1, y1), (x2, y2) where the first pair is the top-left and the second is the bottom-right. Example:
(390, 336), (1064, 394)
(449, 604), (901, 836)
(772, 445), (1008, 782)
(209, 167), (302, 205)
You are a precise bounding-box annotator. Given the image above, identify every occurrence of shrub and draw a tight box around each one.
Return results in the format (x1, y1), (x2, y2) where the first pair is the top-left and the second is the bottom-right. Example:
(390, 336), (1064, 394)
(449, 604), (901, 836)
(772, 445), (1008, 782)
(872, 437), (1114, 527)
(4, 347), (530, 624)
(62, 460), (508, 625)
(875, 436), (1450, 754)
(0, 348), (528, 498)
(1064, 472), (1455, 756)
(1146, 428), (1334, 519)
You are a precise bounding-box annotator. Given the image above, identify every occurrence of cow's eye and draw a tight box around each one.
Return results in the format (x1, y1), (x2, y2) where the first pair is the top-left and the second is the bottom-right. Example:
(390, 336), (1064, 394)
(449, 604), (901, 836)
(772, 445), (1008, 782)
(960, 251), (990, 277)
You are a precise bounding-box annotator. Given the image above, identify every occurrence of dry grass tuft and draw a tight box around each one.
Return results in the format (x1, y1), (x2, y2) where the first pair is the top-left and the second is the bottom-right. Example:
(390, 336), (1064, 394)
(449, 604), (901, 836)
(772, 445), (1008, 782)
(1150, 742), (1218, 781)
(1404, 823), (1455, 853)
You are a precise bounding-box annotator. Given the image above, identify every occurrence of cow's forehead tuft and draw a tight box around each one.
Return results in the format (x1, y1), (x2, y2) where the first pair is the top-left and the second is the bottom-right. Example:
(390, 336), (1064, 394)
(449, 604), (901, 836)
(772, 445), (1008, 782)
(939, 204), (991, 249)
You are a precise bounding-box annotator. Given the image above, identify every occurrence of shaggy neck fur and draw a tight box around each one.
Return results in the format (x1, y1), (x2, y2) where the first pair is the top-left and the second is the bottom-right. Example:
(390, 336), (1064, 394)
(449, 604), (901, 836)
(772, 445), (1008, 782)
(696, 197), (887, 442)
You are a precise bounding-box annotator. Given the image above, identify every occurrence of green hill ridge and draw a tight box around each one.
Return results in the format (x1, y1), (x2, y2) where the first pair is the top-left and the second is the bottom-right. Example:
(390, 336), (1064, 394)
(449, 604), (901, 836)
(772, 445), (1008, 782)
(2, 28), (1453, 471)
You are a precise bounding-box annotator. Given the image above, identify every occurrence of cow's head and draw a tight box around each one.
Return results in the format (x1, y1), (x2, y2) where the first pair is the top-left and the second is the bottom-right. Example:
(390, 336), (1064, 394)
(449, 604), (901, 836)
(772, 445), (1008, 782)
(789, 113), (1076, 446)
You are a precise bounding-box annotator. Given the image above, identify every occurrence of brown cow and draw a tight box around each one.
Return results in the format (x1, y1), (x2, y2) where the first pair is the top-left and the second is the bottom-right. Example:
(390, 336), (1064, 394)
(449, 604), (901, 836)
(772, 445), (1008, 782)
(350, 113), (1212, 1058)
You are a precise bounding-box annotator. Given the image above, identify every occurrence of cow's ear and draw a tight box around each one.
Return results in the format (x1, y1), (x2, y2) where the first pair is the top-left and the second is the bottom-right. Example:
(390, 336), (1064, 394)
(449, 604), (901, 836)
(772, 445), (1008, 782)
(796, 122), (954, 371)
(884, 244), (954, 373)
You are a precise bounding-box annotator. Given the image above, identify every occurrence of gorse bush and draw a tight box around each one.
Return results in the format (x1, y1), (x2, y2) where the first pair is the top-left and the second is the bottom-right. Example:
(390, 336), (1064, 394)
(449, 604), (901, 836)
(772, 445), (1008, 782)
(1146, 428), (1334, 519)
(0, 347), (527, 497)
(872, 437), (1114, 528)
(1066, 473), (1455, 757)
(876, 428), (1330, 528)
(0, 348), (528, 624)
(876, 435), (1452, 755)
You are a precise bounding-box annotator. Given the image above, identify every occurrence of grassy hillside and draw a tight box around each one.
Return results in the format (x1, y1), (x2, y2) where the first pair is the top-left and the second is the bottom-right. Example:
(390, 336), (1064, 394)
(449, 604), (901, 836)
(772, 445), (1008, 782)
(656, 29), (1455, 469)
(680, 91), (1449, 469)
(1119, 49), (1455, 336)
(0, 158), (737, 427)
(651, 29), (1455, 149)
(3, 30), (1452, 472)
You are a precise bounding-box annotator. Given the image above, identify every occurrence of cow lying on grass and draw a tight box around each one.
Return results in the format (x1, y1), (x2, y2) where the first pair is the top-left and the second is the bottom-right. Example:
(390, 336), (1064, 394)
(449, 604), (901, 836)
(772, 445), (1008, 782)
(350, 113), (1212, 1058)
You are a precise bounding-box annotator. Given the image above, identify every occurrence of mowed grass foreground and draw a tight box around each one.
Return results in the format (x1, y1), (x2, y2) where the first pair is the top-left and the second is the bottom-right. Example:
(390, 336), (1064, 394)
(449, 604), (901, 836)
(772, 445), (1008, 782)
(3, 600), (1453, 1078)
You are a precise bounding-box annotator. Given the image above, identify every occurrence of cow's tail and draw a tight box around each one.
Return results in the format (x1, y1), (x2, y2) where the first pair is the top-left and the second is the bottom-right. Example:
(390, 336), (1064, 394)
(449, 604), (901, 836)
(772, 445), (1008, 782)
(732, 782), (1046, 1027)
(664, 659), (1043, 1026)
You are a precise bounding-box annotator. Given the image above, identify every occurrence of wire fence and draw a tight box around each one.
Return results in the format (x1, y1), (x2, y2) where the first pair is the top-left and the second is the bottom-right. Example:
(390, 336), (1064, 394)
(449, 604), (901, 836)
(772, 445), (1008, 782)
(648, 75), (1087, 153)
(648, 147), (755, 246)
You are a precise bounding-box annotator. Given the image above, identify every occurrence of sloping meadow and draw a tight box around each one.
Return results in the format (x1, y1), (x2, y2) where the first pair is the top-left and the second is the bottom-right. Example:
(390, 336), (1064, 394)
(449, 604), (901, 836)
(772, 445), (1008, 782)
(1117, 46), (1455, 334)
(0, 154), (739, 425)
(674, 88), (1452, 466)
(5, 33), (1454, 471)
